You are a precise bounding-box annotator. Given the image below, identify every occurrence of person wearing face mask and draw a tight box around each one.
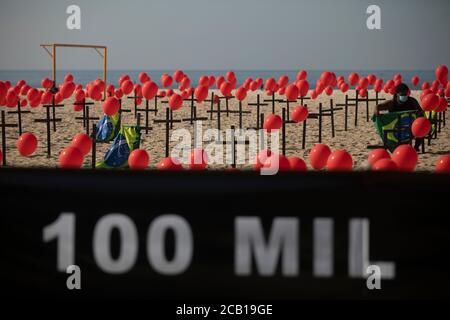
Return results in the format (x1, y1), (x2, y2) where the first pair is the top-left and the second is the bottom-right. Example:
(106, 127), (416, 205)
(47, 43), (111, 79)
(374, 83), (424, 150)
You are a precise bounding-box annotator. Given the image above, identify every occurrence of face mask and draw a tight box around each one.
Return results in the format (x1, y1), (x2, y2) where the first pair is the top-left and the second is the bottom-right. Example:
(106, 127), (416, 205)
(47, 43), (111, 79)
(398, 95), (408, 103)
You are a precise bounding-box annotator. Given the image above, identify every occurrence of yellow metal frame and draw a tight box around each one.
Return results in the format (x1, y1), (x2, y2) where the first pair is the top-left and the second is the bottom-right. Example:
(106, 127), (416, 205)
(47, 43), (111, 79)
(40, 43), (107, 96)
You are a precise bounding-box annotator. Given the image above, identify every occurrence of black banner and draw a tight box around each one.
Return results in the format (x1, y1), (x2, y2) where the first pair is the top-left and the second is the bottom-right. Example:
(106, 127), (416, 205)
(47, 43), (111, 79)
(1, 168), (449, 299)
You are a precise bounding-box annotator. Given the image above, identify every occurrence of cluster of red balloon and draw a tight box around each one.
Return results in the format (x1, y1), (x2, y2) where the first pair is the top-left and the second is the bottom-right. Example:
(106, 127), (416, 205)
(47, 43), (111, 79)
(308, 143), (353, 171)
(59, 133), (92, 168)
(367, 145), (418, 172)
(253, 149), (307, 172)
(419, 65), (449, 114)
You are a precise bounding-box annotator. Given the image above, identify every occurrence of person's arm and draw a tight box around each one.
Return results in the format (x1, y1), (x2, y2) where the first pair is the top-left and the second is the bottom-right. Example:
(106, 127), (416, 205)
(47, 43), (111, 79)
(411, 98), (424, 116)
(374, 100), (393, 115)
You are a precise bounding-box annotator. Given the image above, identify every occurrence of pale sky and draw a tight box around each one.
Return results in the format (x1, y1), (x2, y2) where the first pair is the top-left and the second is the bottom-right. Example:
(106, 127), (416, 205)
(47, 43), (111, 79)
(0, 0), (449, 70)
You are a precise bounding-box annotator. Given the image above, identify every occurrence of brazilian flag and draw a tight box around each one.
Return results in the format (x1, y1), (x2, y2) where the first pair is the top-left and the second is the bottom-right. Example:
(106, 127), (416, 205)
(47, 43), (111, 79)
(96, 125), (141, 169)
(95, 112), (121, 142)
(372, 110), (418, 152)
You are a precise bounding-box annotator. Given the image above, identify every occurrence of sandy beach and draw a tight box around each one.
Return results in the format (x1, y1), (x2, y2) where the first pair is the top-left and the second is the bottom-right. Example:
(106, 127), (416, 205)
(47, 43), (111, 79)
(2, 89), (449, 171)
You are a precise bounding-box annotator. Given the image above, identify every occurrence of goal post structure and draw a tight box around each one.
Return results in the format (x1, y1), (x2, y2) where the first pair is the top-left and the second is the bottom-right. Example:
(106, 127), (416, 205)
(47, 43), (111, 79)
(40, 43), (107, 97)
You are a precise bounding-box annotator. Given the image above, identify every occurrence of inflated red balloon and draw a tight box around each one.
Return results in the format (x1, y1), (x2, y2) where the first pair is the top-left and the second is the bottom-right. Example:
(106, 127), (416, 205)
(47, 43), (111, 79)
(64, 74), (74, 83)
(435, 65), (448, 85)
(161, 74), (173, 88)
(421, 93), (439, 111)
(220, 82), (233, 97)
(169, 93), (183, 110)
(235, 87), (247, 101)
(139, 72), (150, 84)
(278, 75), (289, 87)
(368, 148), (390, 166)
(391, 144), (418, 171)
(411, 76), (420, 86)
(325, 86), (333, 96)
(142, 81), (158, 100)
(102, 97), (120, 116)
(288, 157), (307, 171)
(16, 132), (38, 156)
(121, 80), (134, 95)
(339, 82), (349, 93)
(296, 70), (307, 81)
(411, 117), (431, 138)
(309, 144), (331, 170)
(358, 77), (369, 90)
(41, 78), (53, 89)
(296, 80), (310, 97)
(75, 89), (85, 102)
(264, 78), (277, 92)
(26, 88), (39, 102)
(372, 158), (398, 171)
(60, 81), (75, 99)
(71, 133), (92, 156)
(435, 97), (448, 112)
(326, 150), (353, 171)
(157, 157), (183, 170)
(194, 85), (208, 102)
(226, 71), (236, 82)
(189, 148), (208, 170)
(128, 149), (149, 170)
(435, 155), (450, 173)
(348, 73), (359, 86)
(88, 84), (102, 101)
(118, 74), (130, 86)
(41, 91), (53, 105)
(285, 84), (299, 101)
(59, 146), (84, 169)
(261, 153), (291, 171)
(253, 149), (272, 170)
(73, 104), (83, 112)
(263, 114), (282, 132)
(20, 99), (27, 107)
(291, 105), (308, 122)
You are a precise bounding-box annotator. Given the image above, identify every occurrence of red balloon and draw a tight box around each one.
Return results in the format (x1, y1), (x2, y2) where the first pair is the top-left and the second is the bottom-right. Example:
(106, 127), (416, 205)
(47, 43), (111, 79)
(411, 117), (431, 138)
(16, 132), (38, 156)
(161, 74), (173, 88)
(348, 73), (359, 86)
(421, 93), (439, 111)
(285, 84), (299, 101)
(118, 74), (130, 86)
(142, 81), (158, 100)
(199, 76), (209, 87)
(128, 149), (149, 169)
(296, 70), (307, 81)
(41, 91), (53, 105)
(288, 157), (307, 171)
(309, 144), (331, 170)
(253, 149), (272, 170)
(20, 99), (27, 107)
(435, 65), (448, 85)
(139, 72), (150, 84)
(263, 114), (282, 132)
(339, 82), (349, 93)
(264, 78), (277, 92)
(157, 157), (183, 170)
(411, 76), (420, 86)
(64, 74), (74, 83)
(226, 71), (236, 82)
(41, 78), (53, 89)
(73, 104), (83, 112)
(59, 146), (84, 169)
(392, 144), (418, 171)
(219, 82), (233, 97)
(235, 87), (247, 101)
(115, 89), (124, 99)
(326, 150), (353, 171)
(358, 77), (369, 90)
(194, 85), (208, 102)
(325, 86), (333, 96)
(26, 88), (39, 102)
(60, 81), (75, 99)
(372, 158), (398, 171)
(291, 105), (308, 122)
(102, 97), (120, 116)
(121, 80), (134, 95)
(368, 148), (390, 166)
(75, 89), (85, 102)
(88, 84), (102, 101)
(435, 97), (448, 112)
(71, 133), (92, 156)
(435, 155), (450, 173)
(261, 153), (291, 171)
(278, 75), (289, 87)
(189, 148), (208, 170)
(169, 93), (183, 111)
(296, 80), (309, 97)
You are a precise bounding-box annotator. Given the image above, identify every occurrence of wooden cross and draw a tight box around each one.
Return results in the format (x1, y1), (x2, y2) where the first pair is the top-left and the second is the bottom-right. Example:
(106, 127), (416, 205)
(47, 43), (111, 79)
(135, 98), (157, 134)
(248, 94), (268, 130)
(206, 99), (228, 131)
(278, 98), (297, 123)
(182, 105), (208, 124)
(154, 107), (182, 157)
(263, 92), (283, 114)
(34, 101), (63, 158)
(216, 125), (251, 168)
(1, 110), (18, 166)
(74, 99), (99, 135)
(7, 100), (31, 136)
(136, 113), (153, 135)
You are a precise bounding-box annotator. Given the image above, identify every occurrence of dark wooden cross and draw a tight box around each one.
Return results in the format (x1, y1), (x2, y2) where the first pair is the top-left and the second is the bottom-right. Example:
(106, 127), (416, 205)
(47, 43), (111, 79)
(206, 99), (228, 131)
(7, 100), (31, 136)
(182, 105), (208, 124)
(263, 92), (283, 114)
(1, 110), (18, 166)
(136, 113), (153, 134)
(278, 98), (297, 123)
(216, 125), (251, 169)
(34, 99), (63, 158)
(247, 94), (268, 130)
(154, 107), (182, 157)
(74, 99), (100, 135)
(134, 98), (157, 134)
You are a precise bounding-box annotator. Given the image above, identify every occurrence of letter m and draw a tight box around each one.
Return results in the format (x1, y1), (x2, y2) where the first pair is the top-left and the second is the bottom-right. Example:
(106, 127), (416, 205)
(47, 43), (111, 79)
(235, 217), (298, 276)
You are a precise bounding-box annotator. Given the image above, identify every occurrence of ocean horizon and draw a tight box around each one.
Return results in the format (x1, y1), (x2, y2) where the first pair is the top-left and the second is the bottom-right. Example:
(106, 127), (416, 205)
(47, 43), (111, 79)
(0, 70), (437, 88)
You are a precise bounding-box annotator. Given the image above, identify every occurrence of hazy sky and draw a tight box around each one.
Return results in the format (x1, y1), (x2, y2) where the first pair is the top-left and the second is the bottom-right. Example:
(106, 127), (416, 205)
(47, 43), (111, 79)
(0, 0), (449, 70)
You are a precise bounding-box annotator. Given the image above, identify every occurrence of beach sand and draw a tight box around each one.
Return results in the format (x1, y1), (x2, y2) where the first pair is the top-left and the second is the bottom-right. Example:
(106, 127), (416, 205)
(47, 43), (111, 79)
(2, 90), (449, 171)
